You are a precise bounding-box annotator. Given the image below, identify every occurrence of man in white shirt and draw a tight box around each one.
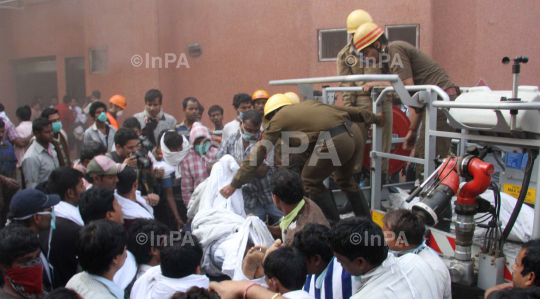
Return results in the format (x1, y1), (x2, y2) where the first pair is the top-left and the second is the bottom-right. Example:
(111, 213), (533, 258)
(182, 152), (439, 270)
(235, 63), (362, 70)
(222, 93), (252, 142)
(115, 167), (155, 229)
(264, 247), (314, 299)
(383, 209), (452, 299)
(127, 219), (170, 280)
(327, 218), (439, 299)
(66, 220), (128, 299)
(130, 233), (210, 299)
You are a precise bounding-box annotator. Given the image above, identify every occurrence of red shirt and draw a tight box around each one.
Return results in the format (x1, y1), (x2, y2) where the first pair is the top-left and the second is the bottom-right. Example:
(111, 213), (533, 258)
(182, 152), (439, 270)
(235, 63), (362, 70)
(55, 103), (76, 131)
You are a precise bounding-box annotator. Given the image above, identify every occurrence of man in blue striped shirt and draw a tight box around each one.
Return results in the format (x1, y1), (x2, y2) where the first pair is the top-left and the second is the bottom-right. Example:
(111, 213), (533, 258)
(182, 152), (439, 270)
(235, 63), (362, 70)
(293, 224), (360, 299)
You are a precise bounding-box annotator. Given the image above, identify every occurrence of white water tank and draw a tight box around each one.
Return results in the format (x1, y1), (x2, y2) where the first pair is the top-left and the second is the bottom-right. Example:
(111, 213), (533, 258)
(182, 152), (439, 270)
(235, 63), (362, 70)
(449, 86), (540, 134)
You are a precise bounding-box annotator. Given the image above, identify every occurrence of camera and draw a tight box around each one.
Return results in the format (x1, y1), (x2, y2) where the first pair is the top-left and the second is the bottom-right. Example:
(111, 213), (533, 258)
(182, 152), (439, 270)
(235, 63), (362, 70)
(134, 136), (153, 170)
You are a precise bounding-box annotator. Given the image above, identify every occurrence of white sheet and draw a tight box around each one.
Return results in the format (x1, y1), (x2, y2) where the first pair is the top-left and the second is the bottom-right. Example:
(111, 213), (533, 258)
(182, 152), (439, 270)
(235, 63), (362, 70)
(130, 265), (209, 299)
(187, 155), (246, 219)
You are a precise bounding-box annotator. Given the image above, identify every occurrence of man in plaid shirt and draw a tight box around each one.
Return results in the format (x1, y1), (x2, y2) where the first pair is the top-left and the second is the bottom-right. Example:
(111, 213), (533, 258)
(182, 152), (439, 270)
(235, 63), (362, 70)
(211, 110), (282, 223)
(181, 122), (217, 206)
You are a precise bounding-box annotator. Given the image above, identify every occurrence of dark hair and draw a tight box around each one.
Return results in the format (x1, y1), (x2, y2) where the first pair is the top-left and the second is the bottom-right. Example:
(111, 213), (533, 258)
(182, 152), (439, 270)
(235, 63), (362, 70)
(367, 34), (388, 48)
(0, 225), (40, 267)
(263, 247), (307, 291)
(123, 117), (141, 131)
(270, 168), (304, 205)
(43, 288), (81, 299)
(327, 218), (388, 266)
(182, 97), (199, 109)
(115, 127), (139, 147)
(41, 107), (59, 119)
(76, 219), (127, 276)
(16, 106), (32, 121)
(62, 95), (72, 104)
(198, 103), (204, 114)
(145, 89), (163, 104)
(32, 117), (51, 134)
(128, 219), (170, 265)
(170, 287), (221, 299)
(0, 119), (4, 129)
(242, 110), (262, 127)
(80, 140), (108, 162)
(232, 93), (252, 109)
(160, 233), (203, 279)
(383, 209), (425, 246)
(521, 239), (540, 286)
(497, 287), (540, 299)
(48, 167), (84, 201)
(92, 90), (101, 99)
(89, 101), (107, 118)
(293, 224), (334, 264)
(116, 167), (137, 195)
(0, 103), (4, 112)
(208, 105), (223, 117)
(79, 188), (116, 225)
(164, 131), (184, 149)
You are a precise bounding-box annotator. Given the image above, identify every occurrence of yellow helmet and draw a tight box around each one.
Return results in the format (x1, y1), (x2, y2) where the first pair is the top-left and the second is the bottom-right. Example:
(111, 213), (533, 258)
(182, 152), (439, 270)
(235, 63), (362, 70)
(353, 22), (384, 52)
(346, 10), (373, 34)
(264, 94), (292, 118)
(284, 92), (301, 104)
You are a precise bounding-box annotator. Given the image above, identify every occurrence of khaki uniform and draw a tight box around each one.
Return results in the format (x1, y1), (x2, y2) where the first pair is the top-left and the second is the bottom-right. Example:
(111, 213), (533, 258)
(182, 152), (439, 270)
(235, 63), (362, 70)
(337, 42), (393, 175)
(383, 41), (457, 177)
(231, 100), (381, 197)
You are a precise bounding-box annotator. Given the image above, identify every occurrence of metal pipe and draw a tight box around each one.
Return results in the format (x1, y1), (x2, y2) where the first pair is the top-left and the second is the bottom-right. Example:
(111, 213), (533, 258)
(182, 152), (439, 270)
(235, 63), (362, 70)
(432, 101), (540, 110)
(0, 0), (18, 5)
(371, 152), (425, 164)
(512, 73), (519, 99)
(0, 4), (22, 9)
(269, 75), (401, 86)
(374, 85), (450, 105)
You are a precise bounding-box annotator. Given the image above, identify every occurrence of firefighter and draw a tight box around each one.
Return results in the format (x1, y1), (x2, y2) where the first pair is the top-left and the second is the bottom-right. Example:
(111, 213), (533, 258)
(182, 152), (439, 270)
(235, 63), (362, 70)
(353, 22), (460, 180)
(337, 10), (394, 185)
(107, 95), (127, 130)
(220, 94), (385, 224)
(252, 90), (270, 117)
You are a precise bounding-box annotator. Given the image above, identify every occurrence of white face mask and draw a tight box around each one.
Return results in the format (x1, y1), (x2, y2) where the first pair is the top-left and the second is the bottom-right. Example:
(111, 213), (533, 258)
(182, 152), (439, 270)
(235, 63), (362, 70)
(117, 110), (124, 116)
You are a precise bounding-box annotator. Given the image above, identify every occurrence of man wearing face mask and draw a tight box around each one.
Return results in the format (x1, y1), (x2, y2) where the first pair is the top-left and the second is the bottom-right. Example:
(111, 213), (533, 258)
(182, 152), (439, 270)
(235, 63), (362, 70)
(210, 110), (282, 222)
(180, 122), (217, 207)
(0, 225), (45, 299)
(107, 95), (127, 130)
(7, 188), (61, 292)
(41, 107), (71, 167)
(222, 93), (253, 143)
(84, 101), (117, 152)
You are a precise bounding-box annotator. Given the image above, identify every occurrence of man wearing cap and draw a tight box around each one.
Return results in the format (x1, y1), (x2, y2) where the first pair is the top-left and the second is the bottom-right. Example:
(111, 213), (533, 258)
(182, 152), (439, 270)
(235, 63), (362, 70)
(107, 95), (126, 130)
(221, 94), (384, 225)
(86, 155), (125, 190)
(354, 22), (459, 180)
(252, 90), (269, 117)
(337, 10), (393, 185)
(22, 117), (60, 189)
(8, 188), (61, 291)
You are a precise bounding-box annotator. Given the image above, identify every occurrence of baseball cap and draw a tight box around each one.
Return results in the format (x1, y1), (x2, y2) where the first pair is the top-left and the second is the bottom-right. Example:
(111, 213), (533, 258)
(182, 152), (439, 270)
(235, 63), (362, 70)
(9, 189), (61, 219)
(86, 155), (126, 177)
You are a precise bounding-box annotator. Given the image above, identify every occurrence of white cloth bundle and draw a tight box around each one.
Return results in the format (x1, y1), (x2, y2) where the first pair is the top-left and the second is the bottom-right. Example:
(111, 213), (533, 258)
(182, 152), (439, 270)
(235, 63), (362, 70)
(130, 265), (209, 299)
(221, 216), (274, 281)
(187, 155), (246, 219)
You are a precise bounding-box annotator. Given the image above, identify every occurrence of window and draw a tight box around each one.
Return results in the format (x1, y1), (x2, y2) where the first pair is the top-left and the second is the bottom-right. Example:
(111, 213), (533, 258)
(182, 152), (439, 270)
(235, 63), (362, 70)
(385, 25), (419, 48)
(89, 47), (108, 73)
(318, 28), (348, 61)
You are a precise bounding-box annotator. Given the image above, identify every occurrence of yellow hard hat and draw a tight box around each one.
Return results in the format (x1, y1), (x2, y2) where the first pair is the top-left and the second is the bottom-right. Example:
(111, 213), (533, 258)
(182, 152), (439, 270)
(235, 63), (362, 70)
(353, 22), (384, 52)
(346, 10), (373, 34)
(109, 95), (127, 110)
(284, 92), (301, 104)
(264, 94), (292, 118)
(252, 90), (269, 100)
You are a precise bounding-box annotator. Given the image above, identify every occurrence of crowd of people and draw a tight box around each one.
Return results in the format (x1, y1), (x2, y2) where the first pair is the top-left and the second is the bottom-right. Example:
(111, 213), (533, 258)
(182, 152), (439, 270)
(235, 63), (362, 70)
(0, 8), (539, 299)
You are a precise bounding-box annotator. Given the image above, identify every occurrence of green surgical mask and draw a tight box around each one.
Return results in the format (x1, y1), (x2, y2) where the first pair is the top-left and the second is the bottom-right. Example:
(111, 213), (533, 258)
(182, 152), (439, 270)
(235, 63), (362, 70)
(97, 111), (108, 123)
(194, 141), (211, 155)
